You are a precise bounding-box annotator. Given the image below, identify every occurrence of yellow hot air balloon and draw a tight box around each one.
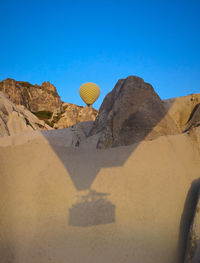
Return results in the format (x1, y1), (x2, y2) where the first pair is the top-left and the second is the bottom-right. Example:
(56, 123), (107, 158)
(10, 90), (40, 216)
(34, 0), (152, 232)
(79, 82), (100, 106)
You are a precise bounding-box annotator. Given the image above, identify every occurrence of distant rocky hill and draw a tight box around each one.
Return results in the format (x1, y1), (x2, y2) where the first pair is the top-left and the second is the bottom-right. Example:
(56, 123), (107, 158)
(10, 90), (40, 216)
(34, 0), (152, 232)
(0, 78), (98, 135)
(0, 78), (62, 113)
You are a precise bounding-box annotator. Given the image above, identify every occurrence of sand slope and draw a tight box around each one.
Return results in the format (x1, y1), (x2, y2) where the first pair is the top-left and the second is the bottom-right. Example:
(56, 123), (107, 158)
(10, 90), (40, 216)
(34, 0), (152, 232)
(0, 129), (200, 263)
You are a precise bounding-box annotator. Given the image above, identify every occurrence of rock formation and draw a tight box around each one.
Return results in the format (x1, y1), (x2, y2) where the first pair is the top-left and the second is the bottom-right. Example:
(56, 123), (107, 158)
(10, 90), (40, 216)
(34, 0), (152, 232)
(1, 109), (200, 263)
(0, 78), (98, 131)
(1, 75), (200, 263)
(163, 94), (200, 131)
(90, 76), (179, 149)
(184, 190), (200, 263)
(0, 78), (62, 112)
(53, 103), (98, 129)
(0, 92), (52, 136)
(184, 104), (200, 132)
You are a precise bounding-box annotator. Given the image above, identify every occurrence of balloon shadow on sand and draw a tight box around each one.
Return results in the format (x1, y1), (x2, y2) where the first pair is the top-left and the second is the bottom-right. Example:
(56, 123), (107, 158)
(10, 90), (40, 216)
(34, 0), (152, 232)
(46, 138), (137, 191)
(68, 189), (115, 227)
(41, 97), (177, 227)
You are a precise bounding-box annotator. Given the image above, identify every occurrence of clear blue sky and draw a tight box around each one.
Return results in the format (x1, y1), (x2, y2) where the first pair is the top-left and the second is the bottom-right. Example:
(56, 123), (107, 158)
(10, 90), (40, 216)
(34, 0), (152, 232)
(0, 0), (200, 109)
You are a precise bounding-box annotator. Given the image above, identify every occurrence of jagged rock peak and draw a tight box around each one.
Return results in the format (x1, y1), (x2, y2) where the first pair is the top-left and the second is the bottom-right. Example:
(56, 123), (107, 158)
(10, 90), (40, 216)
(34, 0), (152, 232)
(41, 81), (57, 92)
(0, 78), (62, 113)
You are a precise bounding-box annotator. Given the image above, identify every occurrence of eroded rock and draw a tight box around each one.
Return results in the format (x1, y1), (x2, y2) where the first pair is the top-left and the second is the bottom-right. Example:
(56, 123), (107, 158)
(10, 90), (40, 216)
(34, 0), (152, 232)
(184, 191), (200, 263)
(53, 103), (98, 129)
(90, 76), (179, 148)
(0, 92), (52, 136)
(0, 78), (62, 112)
(163, 94), (200, 131)
(185, 104), (200, 132)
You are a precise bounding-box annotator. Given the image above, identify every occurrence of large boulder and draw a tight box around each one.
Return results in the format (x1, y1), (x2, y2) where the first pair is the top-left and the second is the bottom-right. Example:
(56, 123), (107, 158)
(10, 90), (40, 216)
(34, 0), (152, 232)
(0, 78), (62, 112)
(90, 76), (179, 148)
(0, 92), (52, 136)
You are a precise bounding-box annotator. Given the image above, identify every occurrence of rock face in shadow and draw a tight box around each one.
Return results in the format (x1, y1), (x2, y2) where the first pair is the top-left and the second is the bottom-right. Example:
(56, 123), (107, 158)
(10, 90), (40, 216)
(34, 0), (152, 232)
(185, 104), (200, 132)
(90, 76), (179, 149)
(69, 190), (115, 227)
(0, 92), (52, 136)
(184, 190), (200, 263)
(0, 78), (62, 112)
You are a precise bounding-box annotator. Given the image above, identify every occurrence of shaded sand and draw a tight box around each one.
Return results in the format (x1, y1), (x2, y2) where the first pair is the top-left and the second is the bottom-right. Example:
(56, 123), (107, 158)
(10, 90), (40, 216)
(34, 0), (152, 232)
(0, 129), (200, 263)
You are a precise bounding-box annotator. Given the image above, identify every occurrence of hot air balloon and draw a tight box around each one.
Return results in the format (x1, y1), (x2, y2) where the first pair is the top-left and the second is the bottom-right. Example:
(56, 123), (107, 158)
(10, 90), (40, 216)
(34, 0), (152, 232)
(79, 82), (100, 107)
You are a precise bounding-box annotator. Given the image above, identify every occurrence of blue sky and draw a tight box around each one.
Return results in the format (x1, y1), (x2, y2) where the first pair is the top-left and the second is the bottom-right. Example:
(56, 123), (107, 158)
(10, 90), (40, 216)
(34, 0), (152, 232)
(0, 0), (200, 109)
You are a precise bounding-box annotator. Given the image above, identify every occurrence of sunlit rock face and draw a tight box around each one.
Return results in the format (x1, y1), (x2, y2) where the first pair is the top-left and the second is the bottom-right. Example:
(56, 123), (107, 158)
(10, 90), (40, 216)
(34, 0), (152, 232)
(53, 103), (98, 129)
(90, 76), (179, 149)
(163, 94), (200, 132)
(0, 78), (62, 112)
(0, 92), (52, 136)
(0, 78), (98, 132)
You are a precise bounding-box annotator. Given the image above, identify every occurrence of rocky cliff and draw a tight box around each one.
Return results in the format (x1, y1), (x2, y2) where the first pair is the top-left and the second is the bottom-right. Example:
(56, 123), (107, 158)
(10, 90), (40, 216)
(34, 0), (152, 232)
(0, 78), (62, 113)
(0, 92), (52, 136)
(0, 78), (98, 132)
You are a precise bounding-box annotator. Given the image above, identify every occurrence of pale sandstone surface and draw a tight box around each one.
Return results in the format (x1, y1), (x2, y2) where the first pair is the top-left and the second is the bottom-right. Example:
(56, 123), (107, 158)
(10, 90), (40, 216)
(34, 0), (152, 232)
(1, 76), (200, 263)
(0, 121), (93, 148)
(0, 92), (52, 136)
(163, 94), (200, 131)
(0, 127), (200, 263)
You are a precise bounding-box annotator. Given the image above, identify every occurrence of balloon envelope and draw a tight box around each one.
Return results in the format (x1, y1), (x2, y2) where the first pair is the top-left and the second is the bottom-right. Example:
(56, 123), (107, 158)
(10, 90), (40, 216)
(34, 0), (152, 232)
(79, 82), (100, 105)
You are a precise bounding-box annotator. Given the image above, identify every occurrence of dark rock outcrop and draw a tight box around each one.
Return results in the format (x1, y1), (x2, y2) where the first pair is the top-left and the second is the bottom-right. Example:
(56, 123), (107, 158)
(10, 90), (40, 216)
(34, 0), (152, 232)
(184, 190), (200, 263)
(0, 78), (62, 113)
(90, 76), (179, 148)
(185, 104), (200, 132)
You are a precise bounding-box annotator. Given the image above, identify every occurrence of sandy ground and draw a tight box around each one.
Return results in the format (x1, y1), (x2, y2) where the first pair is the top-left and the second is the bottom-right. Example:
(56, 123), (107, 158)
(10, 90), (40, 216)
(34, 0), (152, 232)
(0, 128), (200, 263)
